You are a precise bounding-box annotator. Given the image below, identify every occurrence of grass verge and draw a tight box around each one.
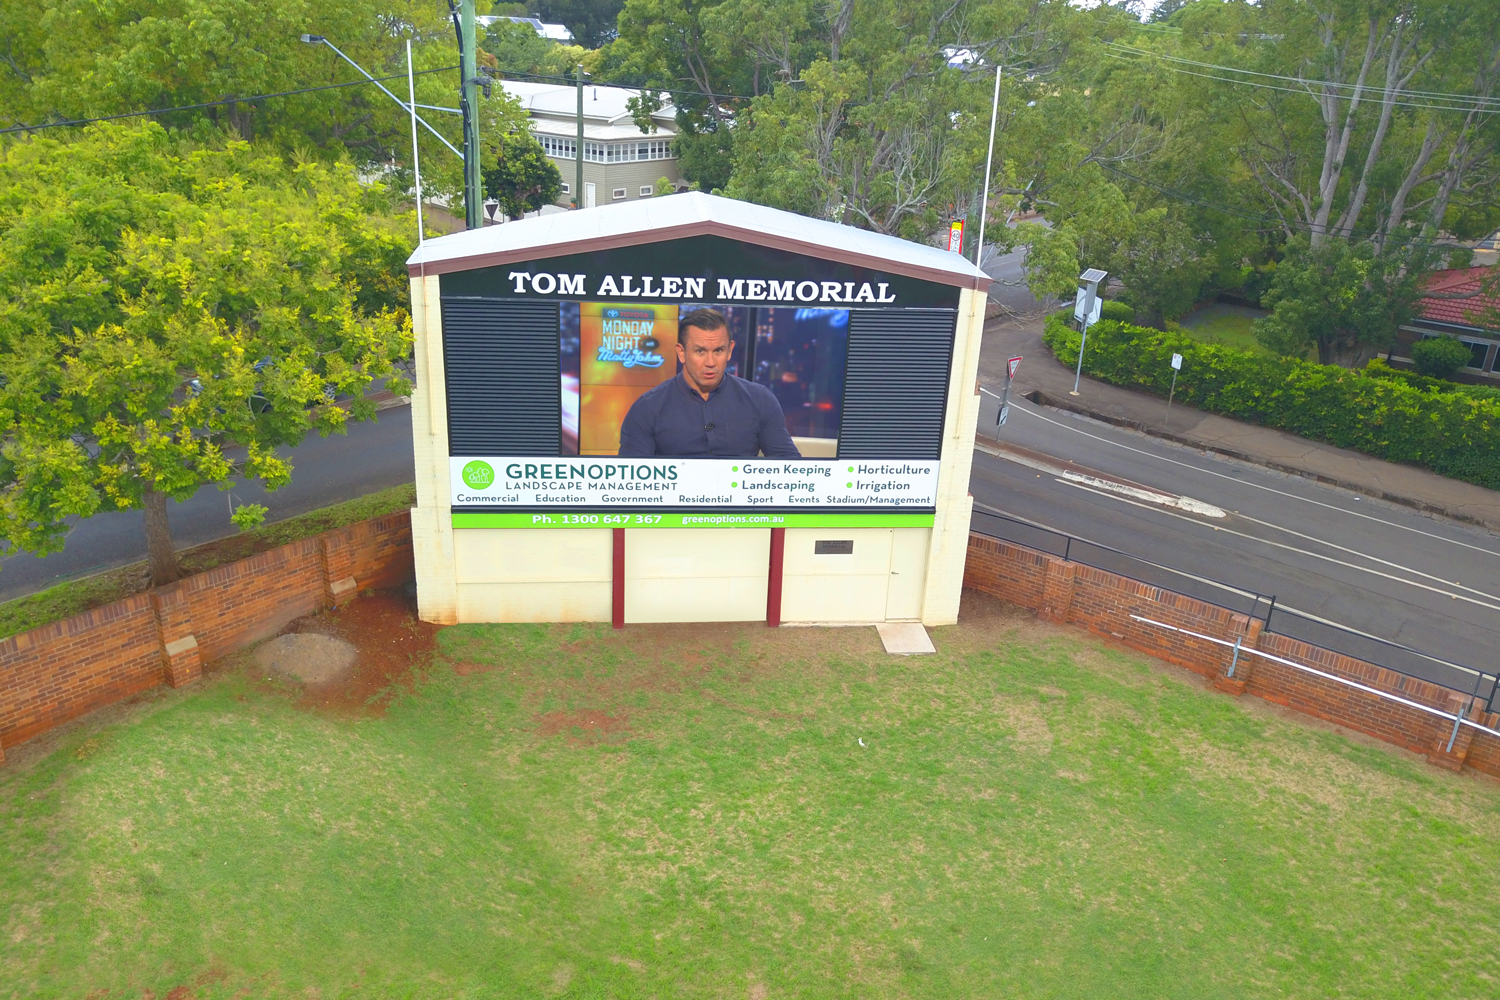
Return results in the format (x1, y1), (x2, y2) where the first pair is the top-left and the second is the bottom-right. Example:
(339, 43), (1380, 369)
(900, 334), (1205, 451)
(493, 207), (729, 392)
(1173, 302), (1269, 355)
(0, 482), (415, 640)
(2, 594), (1497, 998)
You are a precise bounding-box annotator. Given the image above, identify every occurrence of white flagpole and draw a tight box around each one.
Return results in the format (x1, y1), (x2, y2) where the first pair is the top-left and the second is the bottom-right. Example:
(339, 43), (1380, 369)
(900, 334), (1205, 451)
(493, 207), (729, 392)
(974, 62), (1002, 279)
(407, 39), (425, 245)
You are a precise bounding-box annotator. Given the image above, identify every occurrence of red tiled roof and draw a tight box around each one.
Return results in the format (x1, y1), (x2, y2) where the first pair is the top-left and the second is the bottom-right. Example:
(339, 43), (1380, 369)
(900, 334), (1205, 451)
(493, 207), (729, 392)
(1416, 267), (1500, 330)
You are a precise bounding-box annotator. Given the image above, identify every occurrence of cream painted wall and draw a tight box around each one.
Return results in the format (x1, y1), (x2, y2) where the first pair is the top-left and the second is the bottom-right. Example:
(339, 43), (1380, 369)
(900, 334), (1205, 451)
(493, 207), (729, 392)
(624, 527), (769, 623)
(409, 274), (459, 624)
(547, 157), (684, 207)
(453, 528), (612, 622)
(780, 527), (931, 623)
(920, 285), (986, 627)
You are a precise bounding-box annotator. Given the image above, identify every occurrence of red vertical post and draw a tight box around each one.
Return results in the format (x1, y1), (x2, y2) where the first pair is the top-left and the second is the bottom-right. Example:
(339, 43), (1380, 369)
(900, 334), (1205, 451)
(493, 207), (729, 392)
(612, 528), (626, 629)
(766, 527), (785, 627)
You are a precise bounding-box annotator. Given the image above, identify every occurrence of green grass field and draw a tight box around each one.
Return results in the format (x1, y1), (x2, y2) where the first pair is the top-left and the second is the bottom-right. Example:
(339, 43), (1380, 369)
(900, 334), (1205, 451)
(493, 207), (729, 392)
(3, 598), (1499, 998)
(1174, 302), (1271, 355)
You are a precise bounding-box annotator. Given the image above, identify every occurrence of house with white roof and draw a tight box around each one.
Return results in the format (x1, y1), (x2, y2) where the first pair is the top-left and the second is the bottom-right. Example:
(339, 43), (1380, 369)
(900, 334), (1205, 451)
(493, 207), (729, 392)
(501, 80), (686, 209)
(476, 15), (574, 42)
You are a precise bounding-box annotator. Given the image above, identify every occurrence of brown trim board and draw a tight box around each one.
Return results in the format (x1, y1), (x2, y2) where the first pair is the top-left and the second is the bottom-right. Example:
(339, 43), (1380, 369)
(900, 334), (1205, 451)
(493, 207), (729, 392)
(407, 219), (988, 290)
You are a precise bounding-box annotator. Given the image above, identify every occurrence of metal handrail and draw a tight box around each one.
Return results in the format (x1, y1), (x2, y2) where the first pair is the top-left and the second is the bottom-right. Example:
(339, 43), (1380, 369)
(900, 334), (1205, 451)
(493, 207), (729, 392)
(970, 505), (1498, 711)
(971, 505), (1270, 616)
(1131, 616), (1500, 744)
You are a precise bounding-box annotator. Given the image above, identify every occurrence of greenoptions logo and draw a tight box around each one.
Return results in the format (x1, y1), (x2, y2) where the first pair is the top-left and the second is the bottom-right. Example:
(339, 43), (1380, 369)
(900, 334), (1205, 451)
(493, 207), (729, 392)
(461, 460), (495, 490)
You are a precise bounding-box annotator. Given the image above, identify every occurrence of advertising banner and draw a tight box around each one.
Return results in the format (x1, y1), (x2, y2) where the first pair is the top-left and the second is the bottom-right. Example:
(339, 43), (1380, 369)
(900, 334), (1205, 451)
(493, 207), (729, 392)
(451, 457), (939, 509)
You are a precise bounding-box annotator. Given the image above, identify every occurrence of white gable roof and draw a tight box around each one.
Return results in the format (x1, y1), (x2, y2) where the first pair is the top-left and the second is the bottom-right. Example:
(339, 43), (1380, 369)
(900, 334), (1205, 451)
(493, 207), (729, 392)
(406, 192), (984, 290)
(501, 80), (676, 129)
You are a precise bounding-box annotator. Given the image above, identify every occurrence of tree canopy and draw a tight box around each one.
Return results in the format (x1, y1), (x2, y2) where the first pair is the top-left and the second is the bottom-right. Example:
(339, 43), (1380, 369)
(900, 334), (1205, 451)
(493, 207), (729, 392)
(0, 123), (414, 583)
(588, 0), (1498, 353)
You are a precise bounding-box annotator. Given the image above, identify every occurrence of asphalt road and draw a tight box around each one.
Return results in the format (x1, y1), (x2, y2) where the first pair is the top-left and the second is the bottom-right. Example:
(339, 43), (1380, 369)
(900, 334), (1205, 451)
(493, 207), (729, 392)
(980, 241), (1046, 316)
(970, 387), (1500, 694)
(0, 408), (417, 603)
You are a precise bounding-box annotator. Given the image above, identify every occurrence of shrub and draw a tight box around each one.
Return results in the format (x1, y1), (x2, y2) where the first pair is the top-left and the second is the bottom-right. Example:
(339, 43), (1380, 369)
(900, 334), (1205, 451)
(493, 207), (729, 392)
(1043, 313), (1500, 489)
(1409, 336), (1474, 379)
(1364, 359), (1500, 402)
(1099, 300), (1136, 323)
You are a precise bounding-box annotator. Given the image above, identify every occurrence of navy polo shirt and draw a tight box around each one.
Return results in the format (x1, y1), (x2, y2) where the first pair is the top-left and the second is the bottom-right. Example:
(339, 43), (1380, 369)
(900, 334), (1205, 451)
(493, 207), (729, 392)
(617, 373), (802, 458)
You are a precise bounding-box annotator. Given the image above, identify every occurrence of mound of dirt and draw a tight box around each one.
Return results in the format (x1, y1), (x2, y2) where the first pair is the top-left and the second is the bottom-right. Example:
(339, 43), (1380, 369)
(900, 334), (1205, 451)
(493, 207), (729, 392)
(255, 633), (358, 686)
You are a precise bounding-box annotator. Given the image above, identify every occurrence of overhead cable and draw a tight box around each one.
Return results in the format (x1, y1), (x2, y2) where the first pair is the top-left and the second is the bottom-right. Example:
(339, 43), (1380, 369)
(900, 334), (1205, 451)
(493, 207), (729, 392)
(1107, 41), (1500, 108)
(0, 65), (461, 137)
(1097, 162), (1459, 249)
(1103, 44), (1500, 114)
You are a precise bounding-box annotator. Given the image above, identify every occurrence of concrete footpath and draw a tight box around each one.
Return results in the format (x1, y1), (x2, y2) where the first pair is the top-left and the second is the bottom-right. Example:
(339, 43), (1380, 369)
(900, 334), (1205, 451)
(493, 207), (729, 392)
(978, 316), (1500, 531)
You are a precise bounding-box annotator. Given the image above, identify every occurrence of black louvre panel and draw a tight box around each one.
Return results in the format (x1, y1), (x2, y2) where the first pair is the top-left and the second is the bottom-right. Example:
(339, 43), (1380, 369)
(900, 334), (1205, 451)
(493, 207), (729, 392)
(442, 297), (560, 455)
(837, 309), (956, 459)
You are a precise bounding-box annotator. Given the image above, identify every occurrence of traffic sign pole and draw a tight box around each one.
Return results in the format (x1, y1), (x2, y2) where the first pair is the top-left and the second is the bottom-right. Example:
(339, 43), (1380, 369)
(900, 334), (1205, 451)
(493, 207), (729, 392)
(998, 355), (1021, 425)
(1165, 352), (1183, 428)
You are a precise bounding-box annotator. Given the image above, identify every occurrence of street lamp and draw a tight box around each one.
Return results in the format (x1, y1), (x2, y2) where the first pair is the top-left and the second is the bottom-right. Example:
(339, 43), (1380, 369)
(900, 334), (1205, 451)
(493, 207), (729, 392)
(1070, 268), (1107, 396)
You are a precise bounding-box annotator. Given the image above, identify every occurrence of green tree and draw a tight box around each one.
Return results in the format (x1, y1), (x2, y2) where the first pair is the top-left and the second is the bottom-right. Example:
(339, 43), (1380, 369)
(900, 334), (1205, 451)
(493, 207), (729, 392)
(0, 124), (413, 585)
(483, 18), (593, 78)
(0, 0), (545, 220)
(532, 0), (627, 49)
(483, 129), (564, 218)
(1111, 212), (1209, 329)
(1254, 238), (1422, 365)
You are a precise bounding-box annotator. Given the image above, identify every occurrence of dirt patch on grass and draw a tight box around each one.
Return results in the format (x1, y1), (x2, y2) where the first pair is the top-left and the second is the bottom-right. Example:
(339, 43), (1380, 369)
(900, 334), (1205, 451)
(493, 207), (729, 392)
(268, 588), (440, 715)
(439, 591), (1037, 746)
(537, 709), (630, 744)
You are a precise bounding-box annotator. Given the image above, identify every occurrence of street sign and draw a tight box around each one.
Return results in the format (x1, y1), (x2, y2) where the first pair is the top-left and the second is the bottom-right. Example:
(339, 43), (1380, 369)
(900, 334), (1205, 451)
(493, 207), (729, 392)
(947, 219), (964, 254)
(1171, 353), (1183, 371)
(998, 404), (1010, 426)
(1073, 289), (1101, 324)
(1007, 356), (1022, 380)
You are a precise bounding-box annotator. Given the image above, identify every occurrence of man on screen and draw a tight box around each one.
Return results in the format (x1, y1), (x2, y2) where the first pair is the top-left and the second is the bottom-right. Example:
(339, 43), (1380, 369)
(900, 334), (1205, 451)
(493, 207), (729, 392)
(618, 308), (802, 458)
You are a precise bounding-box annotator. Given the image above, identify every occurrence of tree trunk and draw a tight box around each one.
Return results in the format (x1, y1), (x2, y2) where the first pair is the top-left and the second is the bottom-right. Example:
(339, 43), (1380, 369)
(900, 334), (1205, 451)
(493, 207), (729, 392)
(143, 487), (182, 587)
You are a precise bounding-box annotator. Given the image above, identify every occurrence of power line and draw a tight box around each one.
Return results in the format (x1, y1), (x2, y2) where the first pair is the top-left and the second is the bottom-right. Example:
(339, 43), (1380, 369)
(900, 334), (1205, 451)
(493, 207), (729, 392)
(1108, 41), (1500, 109)
(1104, 43), (1500, 114)
(0, 65), (462, 137)
(1097, 162), (1459, 249)
(1103, 53), (1490, 114)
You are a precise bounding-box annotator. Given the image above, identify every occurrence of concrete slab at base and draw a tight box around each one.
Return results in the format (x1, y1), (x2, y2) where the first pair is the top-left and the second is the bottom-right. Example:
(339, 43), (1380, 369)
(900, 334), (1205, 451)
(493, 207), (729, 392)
(876, 622), (935, 655)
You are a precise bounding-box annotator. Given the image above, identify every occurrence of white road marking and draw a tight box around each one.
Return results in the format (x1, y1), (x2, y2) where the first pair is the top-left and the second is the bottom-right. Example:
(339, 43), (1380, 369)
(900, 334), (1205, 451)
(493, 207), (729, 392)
(972, 499), (1484, 679)
(1060, 479), (1500, 613)
(978, 439), (1225, 517)
(992, 391), (1500, 557)
(1060, 471), (1226, 518)
(1231, 508), (1500, 604)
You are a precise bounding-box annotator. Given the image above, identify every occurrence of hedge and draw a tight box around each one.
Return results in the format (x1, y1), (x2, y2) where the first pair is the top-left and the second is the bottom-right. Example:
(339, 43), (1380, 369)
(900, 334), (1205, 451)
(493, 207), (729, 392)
(1363, 358), (1500, 403)
(1043, 312), (1500, 490)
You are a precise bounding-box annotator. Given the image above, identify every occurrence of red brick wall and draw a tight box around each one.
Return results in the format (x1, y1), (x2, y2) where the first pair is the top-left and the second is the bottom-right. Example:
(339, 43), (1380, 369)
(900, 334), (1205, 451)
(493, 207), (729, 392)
(0, 594), (163, 749)
(9, 519), (1496, 781)
(0, 511), (414, 761)
(964, 532), (1500, 780)
(165, 538), (328, 663)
